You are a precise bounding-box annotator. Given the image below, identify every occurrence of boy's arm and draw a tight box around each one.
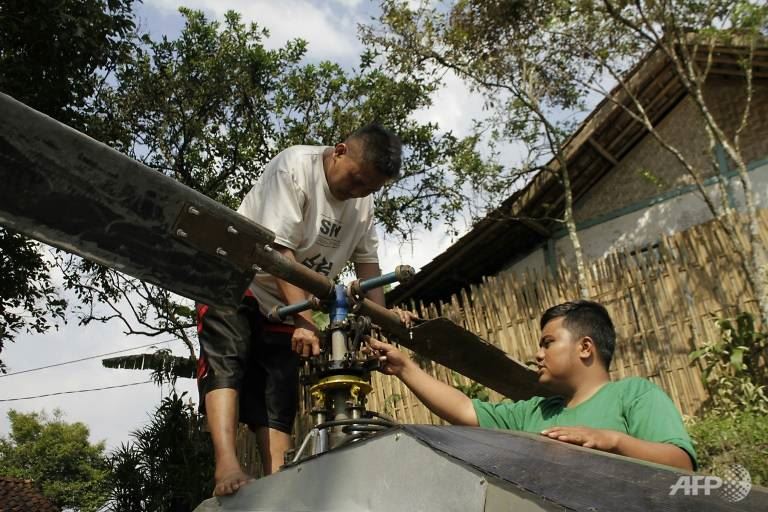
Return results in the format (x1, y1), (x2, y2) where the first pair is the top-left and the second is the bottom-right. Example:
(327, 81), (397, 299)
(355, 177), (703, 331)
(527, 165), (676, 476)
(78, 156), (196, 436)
(613, 433), (693, 470)
(368, 338), (479, 426)
(354, 262), (385, 306)
(540, 427), (694, 470)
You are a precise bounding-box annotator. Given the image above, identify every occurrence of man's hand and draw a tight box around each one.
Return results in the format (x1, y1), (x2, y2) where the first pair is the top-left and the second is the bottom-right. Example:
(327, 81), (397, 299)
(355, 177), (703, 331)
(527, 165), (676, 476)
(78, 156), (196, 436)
(392, 307), (419, 328)
(365, 337), (411, 377)
(540, 426), (621, 451)
(292, 316), (321, 357)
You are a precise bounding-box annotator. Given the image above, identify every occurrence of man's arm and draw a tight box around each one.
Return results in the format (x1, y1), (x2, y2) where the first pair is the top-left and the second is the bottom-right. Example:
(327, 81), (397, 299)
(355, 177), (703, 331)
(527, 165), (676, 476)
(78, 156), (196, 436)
(274, 245), (321, 357)
(354, 262), (385, 306)
(539, 427), (694, 470)
(367, 338), (479, 426)
(355, 262), (418, 327)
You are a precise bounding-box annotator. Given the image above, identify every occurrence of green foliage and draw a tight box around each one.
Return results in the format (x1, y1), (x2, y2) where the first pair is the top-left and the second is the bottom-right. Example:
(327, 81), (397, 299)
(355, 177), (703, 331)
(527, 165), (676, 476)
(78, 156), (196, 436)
(0, 0), (137, 367)
(685, 312), (768, 485)
(688, 410), (768, 486)
(95, 8), (304, 207)
(689, 312), (768, 415)
(312, 310), (331, 331)
(0, 0), (137, 128)
(63, 7), (502, 345)
(367, 0), (596, 165)
(106, 392), (214, 512)
(0, 409), (109, 511)
(452, 372), (490, 401)
(0, 231), (66, 372)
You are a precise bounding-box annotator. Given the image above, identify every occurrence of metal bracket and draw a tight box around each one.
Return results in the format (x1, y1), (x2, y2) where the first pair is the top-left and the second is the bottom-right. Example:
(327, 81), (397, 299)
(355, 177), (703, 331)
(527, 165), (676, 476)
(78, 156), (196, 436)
(172, 202), (275, 271)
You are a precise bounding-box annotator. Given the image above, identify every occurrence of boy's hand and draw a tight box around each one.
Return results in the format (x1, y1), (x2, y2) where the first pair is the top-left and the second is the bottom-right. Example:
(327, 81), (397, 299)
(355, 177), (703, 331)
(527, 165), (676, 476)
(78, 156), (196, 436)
(540, 426), (621, 452)
(365, 337), (410, 376)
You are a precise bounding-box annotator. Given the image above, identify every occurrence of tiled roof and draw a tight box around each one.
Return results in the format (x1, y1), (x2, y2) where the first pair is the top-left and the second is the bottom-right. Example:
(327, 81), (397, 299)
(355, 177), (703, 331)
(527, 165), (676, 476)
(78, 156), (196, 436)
(0, 477), (59, 512)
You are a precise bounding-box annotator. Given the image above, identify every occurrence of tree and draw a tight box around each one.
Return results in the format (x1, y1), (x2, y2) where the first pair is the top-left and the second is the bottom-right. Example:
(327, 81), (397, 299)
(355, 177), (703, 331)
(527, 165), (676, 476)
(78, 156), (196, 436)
(0, 409), (109, 511)
(364, 1), (597, 297)
(105, 392), (215, 512)
(367, 0), (768, 311)
(0, 0), (138, 369)
(64, 8), (502, 356)
(579, 0), (768, 325)
(59, 8), (304, 357)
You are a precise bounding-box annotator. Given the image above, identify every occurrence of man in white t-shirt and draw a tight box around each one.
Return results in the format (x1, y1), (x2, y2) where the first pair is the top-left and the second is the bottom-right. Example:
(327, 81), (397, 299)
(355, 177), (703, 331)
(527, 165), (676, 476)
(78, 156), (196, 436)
(196, 124), (409, 496)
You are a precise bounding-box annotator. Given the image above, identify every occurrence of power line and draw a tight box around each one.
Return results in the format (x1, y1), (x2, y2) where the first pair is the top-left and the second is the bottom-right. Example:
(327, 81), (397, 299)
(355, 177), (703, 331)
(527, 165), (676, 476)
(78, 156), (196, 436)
(0, 338), (182, 378)
(0, 380), (154, 402)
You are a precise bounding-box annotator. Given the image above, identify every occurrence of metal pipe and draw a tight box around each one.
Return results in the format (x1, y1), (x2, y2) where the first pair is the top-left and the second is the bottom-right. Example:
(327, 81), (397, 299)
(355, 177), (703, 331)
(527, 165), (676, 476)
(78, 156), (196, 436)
(314, 429), (329, 455)
(330, 330), (347, 362)
(330, 285), (348, 323)
(358, 271), (401, 293)
(270, 299), (313, 321)
(292, 429), (318, 463)
(330, 285), (349, 361)
(312, 417), (395, 430)
(270, 296), (322, 322)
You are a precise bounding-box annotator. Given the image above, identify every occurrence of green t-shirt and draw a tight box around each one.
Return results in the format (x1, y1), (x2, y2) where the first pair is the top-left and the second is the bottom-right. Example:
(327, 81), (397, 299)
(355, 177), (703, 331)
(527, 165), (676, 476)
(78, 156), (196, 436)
(472, 377), (697, 468)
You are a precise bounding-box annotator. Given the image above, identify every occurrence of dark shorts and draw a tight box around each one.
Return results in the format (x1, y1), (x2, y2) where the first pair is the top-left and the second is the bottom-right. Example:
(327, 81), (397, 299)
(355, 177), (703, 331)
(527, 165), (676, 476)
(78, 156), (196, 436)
(196, 295), (299, 433)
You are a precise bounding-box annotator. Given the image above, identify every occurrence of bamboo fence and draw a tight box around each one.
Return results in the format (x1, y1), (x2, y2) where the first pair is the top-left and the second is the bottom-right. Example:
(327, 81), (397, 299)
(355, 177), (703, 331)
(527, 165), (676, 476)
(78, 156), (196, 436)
(240, 210), (768, 469)
(365, 210), (768, 421)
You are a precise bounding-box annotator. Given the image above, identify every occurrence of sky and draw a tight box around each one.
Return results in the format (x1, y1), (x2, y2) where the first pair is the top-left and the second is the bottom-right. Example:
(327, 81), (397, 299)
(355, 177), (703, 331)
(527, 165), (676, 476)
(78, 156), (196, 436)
(0, 0), (492, 450)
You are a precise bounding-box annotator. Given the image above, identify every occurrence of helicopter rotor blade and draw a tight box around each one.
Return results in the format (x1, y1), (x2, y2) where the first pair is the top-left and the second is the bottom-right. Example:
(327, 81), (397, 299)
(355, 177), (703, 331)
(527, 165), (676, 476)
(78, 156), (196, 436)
(357, 300), (549, 400)
(0, 92), (543, 400)
(0, 92), (274, 309)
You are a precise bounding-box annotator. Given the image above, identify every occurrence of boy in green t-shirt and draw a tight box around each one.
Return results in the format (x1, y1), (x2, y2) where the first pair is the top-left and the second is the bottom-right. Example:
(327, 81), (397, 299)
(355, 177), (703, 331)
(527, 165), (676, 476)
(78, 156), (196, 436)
(367, 300), (697, 470)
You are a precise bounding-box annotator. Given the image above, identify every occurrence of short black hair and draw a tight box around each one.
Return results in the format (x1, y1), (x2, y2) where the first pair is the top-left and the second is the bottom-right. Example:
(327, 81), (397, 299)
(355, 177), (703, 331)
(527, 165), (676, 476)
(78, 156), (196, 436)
(347, 123), (402, 179)
(540, 300), (616, 370)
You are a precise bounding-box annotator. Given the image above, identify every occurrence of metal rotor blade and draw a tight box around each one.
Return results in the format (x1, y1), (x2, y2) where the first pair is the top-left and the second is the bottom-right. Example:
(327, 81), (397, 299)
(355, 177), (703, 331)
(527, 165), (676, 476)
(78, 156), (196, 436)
(0, 93), (543, 399)
(355, 301), (547, 400)
(0, 92), (274, 308)
(407, 318), (549, 400)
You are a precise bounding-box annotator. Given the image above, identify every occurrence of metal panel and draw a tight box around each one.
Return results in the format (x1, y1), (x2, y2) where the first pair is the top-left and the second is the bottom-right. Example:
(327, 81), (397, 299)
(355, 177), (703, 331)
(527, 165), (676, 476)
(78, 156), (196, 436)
(195, 430), (488, 512)
(483, 477), (565, 512)
(403, 425), (768, 512)
(195, 426), (768, 512)
(0, 94), (543, 397)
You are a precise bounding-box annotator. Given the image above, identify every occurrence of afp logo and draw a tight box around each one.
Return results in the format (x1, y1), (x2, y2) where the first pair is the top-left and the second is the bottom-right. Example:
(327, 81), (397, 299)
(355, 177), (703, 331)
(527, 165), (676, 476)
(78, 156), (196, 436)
(669, 464), (751, 502)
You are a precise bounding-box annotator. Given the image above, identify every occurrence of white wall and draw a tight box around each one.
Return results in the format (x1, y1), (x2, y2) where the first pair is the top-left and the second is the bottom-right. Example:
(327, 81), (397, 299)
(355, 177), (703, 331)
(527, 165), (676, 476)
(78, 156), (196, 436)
(502, 161), (768, 277)
(504, 246), (546, 277)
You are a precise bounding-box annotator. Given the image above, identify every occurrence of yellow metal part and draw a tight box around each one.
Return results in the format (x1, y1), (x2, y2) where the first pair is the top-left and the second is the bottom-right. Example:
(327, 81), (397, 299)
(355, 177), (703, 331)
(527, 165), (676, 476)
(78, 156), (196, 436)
(311, 390), (326, 410)
(309, 374), (372, 402)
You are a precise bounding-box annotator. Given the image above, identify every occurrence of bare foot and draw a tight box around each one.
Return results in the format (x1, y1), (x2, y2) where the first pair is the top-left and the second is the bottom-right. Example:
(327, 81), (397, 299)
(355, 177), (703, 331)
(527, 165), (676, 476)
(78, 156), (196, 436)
(214, 467), (254, 496)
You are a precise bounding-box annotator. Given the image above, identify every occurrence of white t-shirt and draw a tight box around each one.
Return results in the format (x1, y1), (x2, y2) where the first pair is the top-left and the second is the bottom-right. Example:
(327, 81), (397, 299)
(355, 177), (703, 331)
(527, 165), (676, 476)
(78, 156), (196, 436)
(238, 145), (379, 316)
